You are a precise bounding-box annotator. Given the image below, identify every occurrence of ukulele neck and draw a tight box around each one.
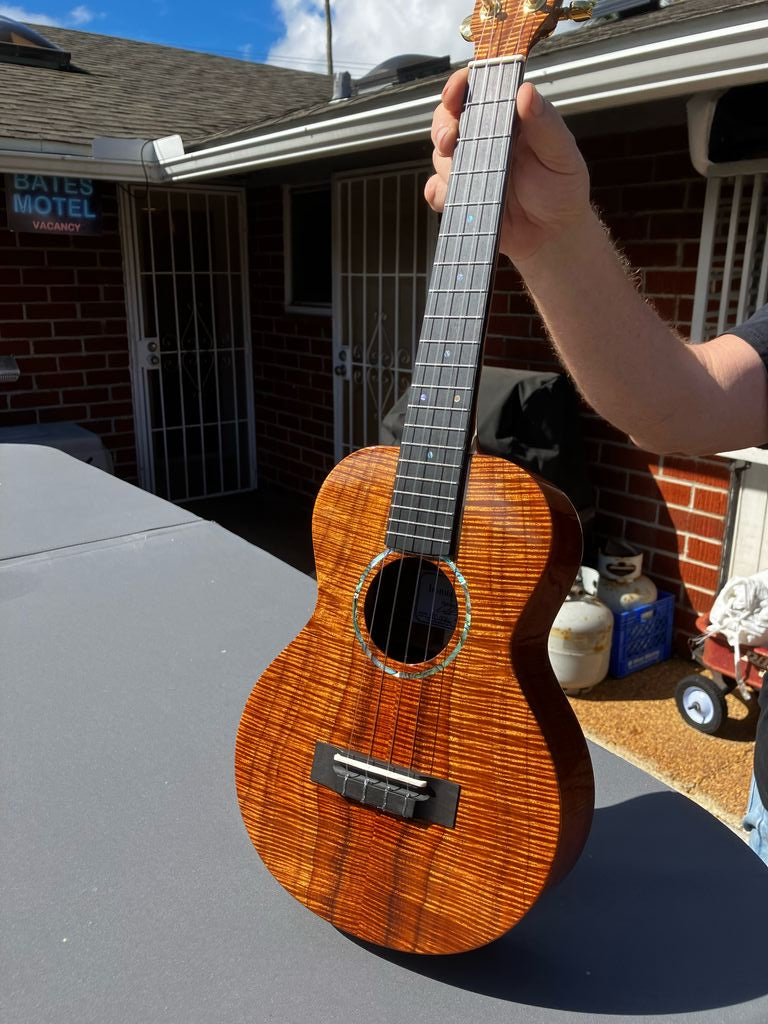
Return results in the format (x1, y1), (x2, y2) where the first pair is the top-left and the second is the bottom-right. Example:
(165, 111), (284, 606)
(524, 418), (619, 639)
(385, 58), (526, 560)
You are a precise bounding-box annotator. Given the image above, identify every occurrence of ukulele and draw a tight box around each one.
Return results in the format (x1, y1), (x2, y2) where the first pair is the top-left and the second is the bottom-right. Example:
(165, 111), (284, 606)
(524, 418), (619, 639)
(236, 0), (595, 955)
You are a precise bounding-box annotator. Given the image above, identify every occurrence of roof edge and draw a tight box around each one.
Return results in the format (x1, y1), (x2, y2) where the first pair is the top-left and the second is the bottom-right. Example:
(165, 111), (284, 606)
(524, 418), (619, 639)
(161, 9), (768, 181)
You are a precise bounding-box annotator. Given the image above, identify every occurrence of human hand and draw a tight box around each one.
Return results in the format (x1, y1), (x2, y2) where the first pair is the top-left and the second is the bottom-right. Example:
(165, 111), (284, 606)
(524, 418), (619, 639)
(424, 68), (591, 265)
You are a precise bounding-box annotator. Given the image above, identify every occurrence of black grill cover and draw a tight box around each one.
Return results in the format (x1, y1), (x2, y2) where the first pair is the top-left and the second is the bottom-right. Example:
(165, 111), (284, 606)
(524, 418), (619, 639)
(380, 366), (593, 514)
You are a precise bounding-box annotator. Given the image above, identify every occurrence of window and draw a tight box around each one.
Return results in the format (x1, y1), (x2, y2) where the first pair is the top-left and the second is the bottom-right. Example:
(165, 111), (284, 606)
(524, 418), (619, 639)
(285, 185), (332, 313)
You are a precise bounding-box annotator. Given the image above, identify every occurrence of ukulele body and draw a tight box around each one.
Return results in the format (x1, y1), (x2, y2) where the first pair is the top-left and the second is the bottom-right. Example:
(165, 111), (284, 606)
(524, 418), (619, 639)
(235, 446), (594, 954)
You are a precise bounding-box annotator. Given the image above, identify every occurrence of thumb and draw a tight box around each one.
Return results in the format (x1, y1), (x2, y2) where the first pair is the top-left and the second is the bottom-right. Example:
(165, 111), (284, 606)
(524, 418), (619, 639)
(516, 83), (583, 174)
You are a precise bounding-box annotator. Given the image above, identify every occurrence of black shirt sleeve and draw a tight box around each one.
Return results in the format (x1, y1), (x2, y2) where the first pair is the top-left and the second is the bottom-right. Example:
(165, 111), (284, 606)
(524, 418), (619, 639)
(730, 303), (768, 373)
(723, 304), (768, 808)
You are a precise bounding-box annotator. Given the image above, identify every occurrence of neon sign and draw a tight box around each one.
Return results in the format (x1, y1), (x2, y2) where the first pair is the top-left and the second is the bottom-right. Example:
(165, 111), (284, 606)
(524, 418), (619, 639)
(5, 174), (102, 235)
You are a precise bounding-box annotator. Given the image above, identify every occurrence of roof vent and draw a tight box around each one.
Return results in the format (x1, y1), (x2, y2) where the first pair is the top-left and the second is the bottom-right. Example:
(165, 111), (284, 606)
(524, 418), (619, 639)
(0, 16), (72, 70)
(592, 0), (670, 18)
(356, 54), (451, 94)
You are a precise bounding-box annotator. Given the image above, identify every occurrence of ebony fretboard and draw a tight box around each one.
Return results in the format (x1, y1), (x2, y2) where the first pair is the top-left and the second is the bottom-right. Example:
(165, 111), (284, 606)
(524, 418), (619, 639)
(385, 58), (525, 559)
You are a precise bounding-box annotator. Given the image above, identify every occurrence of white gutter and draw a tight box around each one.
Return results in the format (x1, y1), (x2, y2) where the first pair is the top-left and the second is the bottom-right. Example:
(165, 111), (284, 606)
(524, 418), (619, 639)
(162, 13), (768, 182)
(0, 134), (181, 182)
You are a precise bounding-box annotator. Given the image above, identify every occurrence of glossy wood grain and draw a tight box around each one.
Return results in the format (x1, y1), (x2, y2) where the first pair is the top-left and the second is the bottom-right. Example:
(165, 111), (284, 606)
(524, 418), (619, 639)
(235, 447), (594, 954)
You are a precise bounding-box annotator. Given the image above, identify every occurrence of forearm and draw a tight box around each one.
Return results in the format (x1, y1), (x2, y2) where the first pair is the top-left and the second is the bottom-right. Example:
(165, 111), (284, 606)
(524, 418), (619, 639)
(512, 209), (768, 455)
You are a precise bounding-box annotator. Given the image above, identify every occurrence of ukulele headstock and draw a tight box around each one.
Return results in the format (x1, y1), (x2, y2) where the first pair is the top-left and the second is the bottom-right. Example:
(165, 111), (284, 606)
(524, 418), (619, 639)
(461, 0), (593, 61)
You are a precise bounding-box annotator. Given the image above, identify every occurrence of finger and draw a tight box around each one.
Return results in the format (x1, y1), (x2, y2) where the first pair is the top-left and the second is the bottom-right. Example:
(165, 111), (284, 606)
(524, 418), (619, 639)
(431, 147), (452, 182)
(424, 173), (448, 214)
(431, 108), (459, 157)
(441, 67), (469, 118)
(515, 83), (583, 173)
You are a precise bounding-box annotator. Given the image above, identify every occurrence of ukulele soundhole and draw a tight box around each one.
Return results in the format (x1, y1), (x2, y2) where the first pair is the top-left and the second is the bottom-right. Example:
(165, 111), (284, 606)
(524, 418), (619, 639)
(363, 557), (459, 665)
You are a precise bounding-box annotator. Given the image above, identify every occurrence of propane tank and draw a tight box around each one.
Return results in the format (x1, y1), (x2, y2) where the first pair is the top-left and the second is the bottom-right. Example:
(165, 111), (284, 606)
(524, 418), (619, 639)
(548, 566), (614, 695)
(597, 541), (657, 613)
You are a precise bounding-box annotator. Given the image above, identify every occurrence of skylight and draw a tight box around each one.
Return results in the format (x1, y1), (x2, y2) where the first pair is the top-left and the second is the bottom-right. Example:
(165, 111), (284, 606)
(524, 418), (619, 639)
(0, 15), (72, 70)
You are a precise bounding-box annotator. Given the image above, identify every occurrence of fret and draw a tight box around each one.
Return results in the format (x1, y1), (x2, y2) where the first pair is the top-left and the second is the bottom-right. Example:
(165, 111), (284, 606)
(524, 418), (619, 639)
(403, 401), (468, 413)
(443, 199), (504, 209)
(394, 471), (459, 486)
(386, 528), (450, 544)
(450, 167), (510, 176)
(423, 313), (484, 321)
(397, 457), (461, 469)
(427, 288), (489, 296)
(402, 442), (465, 452)
(405, 424), (466, 433)
(390, 501), (453, 516)
(414, 360), (478, 369)
(388, 59), (523, 559)
(387, 516), (452, 533)
(439, 230), (498, 239)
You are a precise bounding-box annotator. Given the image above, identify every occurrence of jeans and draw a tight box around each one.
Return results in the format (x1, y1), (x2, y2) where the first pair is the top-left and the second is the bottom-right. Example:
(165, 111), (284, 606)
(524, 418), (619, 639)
(743, 775), (768, 866)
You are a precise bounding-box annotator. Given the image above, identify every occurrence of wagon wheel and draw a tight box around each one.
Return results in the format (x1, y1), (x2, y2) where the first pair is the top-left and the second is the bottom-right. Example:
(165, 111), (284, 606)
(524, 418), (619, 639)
(675, 674), (728, 735)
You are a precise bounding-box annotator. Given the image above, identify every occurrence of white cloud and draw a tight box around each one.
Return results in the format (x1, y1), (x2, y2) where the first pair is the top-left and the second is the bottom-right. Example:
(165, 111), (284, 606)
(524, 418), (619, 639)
(0, 3), (104, 27)
(0, 4), (59, 25)
(268, 0), (474, 74)
(68, 5), (100, 24)
(239, 41), (253, 60)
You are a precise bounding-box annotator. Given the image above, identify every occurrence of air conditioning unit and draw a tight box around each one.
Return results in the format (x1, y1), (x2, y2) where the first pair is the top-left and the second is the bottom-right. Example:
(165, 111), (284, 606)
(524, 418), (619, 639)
(688, 82), (768, 178)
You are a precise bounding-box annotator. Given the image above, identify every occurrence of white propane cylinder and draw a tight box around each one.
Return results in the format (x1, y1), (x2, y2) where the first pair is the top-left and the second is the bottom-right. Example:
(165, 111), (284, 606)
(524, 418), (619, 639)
(597, 545), (658, 613)
(548, 567), (614, 695)
(596, 573), (658, 613)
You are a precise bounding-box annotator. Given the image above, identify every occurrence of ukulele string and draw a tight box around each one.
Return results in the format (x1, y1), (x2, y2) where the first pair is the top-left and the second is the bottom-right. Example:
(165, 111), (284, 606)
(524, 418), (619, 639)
(400, 43), (501, 777)
(405, 10), (525, 779)
(361, 6), (502, 780)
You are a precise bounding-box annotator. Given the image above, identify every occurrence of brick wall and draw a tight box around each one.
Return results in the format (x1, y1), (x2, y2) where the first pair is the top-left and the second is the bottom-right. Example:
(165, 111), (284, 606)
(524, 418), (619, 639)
(247, 185), (335, 494)
(0, 180), (137, 480)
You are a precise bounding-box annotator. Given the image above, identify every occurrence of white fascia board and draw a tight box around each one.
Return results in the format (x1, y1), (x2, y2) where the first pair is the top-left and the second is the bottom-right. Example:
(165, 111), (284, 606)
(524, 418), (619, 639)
(0, 135), (173, 182)
(163, 13), (768, 182)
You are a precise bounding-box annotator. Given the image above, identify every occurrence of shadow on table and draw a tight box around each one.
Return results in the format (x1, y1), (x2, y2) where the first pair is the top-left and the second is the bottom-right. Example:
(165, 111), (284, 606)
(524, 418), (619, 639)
(361, 792), (768, 1015)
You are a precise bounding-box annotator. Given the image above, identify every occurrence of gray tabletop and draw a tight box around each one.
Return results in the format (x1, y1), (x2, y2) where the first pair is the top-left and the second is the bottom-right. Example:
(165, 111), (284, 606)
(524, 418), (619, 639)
(3, 445), (768, 1024)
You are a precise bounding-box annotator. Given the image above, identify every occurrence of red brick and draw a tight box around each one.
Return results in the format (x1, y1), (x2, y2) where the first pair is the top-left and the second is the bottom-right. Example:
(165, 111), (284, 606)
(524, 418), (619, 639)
(655, 478), (693, 507)
(680, 561), (720, 592)
(661, 455), (731, 485)
(662, 506), (726, 541)
(25, 303), (79, 320)
(33, 372), (83, 389)
(10, 390), (61, 409)
(687, 537), (722, 568)
(693, 487), (728, 516)
(59, 354), (107, 370)
(0, 320), (53, 339)
(0, 339), (30, 356)
(38, 405), (88, 422)
(53, 320), (103, 337)
(23, 268), (75, 285)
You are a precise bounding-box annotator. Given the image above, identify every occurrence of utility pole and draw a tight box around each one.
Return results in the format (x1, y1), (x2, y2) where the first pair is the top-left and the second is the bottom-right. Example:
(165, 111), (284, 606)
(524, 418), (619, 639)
(324, 0), (334, 76)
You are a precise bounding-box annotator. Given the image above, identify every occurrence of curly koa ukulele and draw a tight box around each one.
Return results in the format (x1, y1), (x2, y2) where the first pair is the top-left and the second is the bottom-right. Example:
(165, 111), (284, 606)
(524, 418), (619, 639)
(236, 0), (595, 954)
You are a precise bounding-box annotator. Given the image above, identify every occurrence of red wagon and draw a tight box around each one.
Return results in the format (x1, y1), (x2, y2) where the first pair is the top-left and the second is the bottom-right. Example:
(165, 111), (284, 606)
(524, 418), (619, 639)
(676, 614), (765, 734)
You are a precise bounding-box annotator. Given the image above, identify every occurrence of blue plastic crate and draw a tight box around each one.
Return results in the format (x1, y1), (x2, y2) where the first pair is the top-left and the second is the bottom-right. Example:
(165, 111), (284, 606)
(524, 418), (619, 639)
(609, 590), (675, 678)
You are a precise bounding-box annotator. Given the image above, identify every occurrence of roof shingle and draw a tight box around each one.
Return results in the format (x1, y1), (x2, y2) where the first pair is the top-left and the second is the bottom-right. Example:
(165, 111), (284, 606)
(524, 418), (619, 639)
(0, 24), (331, 146)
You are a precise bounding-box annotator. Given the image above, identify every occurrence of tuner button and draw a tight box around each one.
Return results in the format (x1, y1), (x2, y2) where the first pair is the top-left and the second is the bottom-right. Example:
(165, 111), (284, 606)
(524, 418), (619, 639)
(460, 15), (474, 41)
(560, 0), (594, 21)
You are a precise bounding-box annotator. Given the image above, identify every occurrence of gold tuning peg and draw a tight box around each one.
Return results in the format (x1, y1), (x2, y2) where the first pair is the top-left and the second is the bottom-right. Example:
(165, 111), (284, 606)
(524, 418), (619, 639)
(560, 0), (594, 21)
(460, 15), (474, 41)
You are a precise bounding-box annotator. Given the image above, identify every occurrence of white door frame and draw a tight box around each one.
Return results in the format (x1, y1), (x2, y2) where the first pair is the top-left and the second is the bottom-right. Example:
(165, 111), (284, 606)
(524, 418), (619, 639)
(119, 183), (257, 499)
(331, 161), (438, 464)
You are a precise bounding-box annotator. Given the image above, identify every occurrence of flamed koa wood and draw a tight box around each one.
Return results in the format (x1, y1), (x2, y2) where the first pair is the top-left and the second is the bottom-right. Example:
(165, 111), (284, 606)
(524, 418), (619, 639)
(236, 447), (594, 954)
(236, 0), (593, 954)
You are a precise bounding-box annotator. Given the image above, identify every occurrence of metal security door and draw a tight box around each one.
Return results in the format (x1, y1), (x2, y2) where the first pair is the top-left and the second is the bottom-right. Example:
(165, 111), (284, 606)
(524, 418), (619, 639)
(333, 166), (438, 461)
(121, 186), (256, 501)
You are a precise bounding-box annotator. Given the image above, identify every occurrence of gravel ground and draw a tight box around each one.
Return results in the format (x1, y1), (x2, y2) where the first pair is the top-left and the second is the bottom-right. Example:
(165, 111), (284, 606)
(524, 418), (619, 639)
(567, 656), (760, 831)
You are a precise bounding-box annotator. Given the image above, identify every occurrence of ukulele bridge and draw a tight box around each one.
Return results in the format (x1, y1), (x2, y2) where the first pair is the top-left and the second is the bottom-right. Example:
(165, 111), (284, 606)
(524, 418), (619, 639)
(311, 742), (460, 828)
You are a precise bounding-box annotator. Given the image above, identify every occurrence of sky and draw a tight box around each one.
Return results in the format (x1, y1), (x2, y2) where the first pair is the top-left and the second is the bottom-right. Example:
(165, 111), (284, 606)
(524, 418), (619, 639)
(0, 0), (579, 76)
